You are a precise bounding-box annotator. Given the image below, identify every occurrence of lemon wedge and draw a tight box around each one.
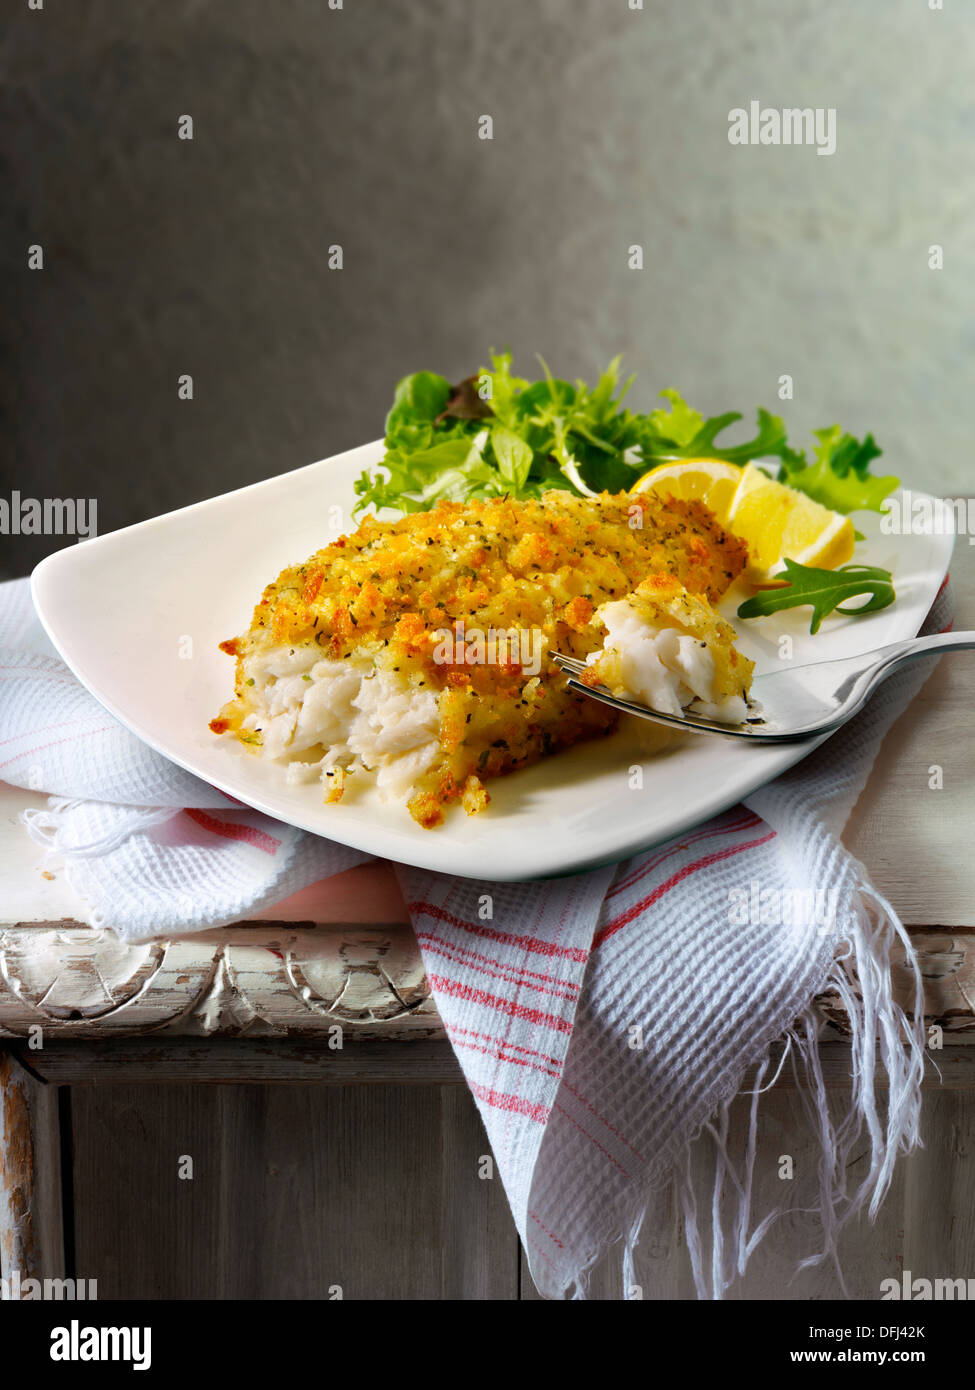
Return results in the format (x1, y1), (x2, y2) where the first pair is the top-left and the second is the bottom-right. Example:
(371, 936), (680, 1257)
(725, 462), (855, 578)
(629, 458), (741, 523)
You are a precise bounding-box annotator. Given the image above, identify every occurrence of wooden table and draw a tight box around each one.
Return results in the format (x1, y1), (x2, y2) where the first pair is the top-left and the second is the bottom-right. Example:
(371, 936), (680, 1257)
(2, 552), (973, 1299)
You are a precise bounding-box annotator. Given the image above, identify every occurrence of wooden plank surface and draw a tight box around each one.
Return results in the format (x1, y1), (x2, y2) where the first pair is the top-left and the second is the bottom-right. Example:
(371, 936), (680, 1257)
(15, 1036), (975, 1087)
(60, 1053), (975, 1301)
(440, 1086), (519, 1299)
(70, 1081), (518, 1300)
(13, 1037), (467, 1085)
(902, 1089), (975, 1286)
(0, 1050), (64, 1286)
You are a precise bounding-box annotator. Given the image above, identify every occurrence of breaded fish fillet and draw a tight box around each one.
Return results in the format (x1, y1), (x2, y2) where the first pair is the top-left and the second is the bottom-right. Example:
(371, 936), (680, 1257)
(583, 574), (755, 724)
(210, 491), (750, 826)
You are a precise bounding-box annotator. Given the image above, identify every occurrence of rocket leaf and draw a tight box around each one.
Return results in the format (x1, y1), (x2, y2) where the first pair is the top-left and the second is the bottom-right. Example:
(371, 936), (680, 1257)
(736, 559), (896, 634)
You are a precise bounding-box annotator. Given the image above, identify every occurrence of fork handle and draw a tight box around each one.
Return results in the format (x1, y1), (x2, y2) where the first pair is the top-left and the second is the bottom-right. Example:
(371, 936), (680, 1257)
(869, 629), (975, 689)
(883, 629), (975, 662)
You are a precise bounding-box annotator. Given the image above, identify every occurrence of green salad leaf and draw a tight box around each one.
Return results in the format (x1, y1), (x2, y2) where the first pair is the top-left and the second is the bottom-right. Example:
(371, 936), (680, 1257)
(352, 352), (899, 520)
(736, 560), (896, 634)
(775, 425), (899, 514)
(492, 424), (534, 492)
(385, 370), (452, 433)
(632, 390), (797, 468)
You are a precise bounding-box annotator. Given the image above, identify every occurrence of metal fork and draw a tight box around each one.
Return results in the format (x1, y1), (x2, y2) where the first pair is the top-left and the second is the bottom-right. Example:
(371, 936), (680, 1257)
(551, 630), (975, 742)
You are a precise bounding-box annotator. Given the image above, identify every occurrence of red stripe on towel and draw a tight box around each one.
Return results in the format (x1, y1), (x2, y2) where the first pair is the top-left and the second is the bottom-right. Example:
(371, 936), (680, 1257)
(594, 829), (777, 948)
(183, 808), (280, 855)
(469, 1082), (551, 1124)
(427, 975), (574, 1034)
(409, 901), (589, 962)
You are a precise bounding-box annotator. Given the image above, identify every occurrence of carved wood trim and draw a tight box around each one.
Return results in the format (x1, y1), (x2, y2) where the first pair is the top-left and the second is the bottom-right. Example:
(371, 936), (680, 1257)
(815, 929), (975, 1039)
(1, 922), (973, 1042)
(0, 923), (443, 1041)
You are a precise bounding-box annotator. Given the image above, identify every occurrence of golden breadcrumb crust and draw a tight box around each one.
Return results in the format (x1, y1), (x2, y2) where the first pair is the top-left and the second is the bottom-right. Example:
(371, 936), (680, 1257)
(212, 491), (749, 826)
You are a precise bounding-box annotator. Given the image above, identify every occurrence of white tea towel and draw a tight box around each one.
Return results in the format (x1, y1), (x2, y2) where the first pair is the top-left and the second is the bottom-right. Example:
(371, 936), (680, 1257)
(0, 580), (370, 932)
(0, 575), (953, 1297)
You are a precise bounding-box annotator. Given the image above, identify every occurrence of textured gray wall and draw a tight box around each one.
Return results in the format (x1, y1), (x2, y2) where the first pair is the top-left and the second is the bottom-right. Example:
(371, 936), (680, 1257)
(4, 0), (974, 578)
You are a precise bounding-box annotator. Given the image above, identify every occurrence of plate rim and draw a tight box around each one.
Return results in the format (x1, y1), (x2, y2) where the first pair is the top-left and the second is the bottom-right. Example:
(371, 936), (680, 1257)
(30, 452), (956, 882)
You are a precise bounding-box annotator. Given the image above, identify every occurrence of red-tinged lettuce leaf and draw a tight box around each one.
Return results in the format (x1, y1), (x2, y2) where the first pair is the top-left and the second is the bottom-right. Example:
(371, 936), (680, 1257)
(435, 375), (494, 423)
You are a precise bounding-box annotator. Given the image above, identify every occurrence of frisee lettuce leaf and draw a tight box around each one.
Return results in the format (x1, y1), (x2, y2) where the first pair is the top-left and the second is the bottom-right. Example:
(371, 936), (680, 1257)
(775, 426), (899, 514)
(352, 353), (899, 518)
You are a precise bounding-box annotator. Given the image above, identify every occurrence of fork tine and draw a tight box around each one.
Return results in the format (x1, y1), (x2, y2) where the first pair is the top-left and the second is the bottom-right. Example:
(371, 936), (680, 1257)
(562, 677), (714, 731)
(554, 654), (772, 739)
(563, 677), (767, 739)
(549, 650), (588, 673)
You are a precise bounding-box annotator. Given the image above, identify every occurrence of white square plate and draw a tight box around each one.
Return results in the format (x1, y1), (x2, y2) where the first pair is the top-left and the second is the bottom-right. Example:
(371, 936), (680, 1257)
(31, 444), (954, 880)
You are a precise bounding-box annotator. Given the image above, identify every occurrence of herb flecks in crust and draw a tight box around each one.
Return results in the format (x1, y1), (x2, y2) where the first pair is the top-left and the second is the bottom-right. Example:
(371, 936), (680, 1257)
(211, 491), (748, 827)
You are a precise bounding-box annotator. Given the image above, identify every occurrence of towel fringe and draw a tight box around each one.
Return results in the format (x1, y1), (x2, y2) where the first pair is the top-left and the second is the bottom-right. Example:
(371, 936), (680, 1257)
(22, 797), (180, 859)
(685, 882), (924, 1299)
(591, 882), (926, 1301)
